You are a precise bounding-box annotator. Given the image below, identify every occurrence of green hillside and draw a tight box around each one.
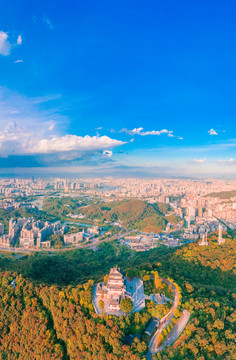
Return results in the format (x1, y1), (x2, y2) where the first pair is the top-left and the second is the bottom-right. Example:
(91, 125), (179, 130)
(81, 199), (180, 232)
(0, 236), (236, 359)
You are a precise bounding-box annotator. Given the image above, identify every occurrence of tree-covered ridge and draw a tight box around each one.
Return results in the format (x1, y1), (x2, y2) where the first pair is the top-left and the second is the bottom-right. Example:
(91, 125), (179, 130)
(151, 239), (236, 359)
(81, 199), (180, 232)
(43, 196), (88, 220)
(0, 237), (236, 359)
(0, 272), (151, 360)
(0, 272), (64, 359)
(154, 281), (236, 360)
(175, 232), (236, 273)
(205, 190), (236, 199)
(0, 243), (139, 286)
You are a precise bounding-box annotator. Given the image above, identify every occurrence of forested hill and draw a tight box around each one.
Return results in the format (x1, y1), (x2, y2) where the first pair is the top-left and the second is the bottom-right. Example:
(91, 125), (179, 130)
(0, 236), (236, 359)
(205, 190), (236, 199)
(81, 199), (180, 232)
(0, 234), (236, 360)
(0, 272), (147, 360)
(174, 231), (236, 273)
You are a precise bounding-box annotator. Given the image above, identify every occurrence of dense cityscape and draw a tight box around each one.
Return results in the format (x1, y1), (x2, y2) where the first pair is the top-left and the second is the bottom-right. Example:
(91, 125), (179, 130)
(0, 177), (235, 251)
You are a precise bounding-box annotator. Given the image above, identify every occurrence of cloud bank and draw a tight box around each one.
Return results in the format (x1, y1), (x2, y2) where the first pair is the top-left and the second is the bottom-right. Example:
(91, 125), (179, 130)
(0, 87), (124, 167)
(33, 135), (123, 154)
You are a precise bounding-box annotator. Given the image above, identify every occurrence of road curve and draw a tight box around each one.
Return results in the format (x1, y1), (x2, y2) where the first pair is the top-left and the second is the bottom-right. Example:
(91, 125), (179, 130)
(0, 232), (126, 254)
(146, 278), (180, 358)
(157, 309), (190, 352)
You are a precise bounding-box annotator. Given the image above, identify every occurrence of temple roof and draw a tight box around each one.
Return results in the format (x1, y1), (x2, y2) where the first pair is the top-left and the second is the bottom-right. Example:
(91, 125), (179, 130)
(109, 266), (123, 276)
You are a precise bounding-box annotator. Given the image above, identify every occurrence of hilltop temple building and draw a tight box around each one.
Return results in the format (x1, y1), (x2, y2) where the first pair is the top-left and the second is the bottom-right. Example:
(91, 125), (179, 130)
(96, 266), (131, 311)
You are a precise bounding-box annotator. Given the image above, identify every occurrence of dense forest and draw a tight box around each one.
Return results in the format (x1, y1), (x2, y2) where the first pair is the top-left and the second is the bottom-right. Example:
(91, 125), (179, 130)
(80, 199), (181, 232)
(43, 196), (89, 220)
(0, 236), (236, 359)
(0, 271), (149, 360)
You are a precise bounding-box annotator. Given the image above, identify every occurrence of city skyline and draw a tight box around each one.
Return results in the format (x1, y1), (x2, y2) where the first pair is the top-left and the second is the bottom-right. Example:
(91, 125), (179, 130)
(0, 0), (236, 177)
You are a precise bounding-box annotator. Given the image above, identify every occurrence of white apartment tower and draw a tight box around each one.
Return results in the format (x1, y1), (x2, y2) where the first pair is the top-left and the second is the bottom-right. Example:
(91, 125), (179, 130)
(199, 233), (208, 246)
(218, 224), (225, 245)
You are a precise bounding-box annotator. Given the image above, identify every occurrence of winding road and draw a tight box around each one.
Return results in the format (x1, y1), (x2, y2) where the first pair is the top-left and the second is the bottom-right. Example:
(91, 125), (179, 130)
(146, 278), (180, 359)
(157, 310), (190, 352)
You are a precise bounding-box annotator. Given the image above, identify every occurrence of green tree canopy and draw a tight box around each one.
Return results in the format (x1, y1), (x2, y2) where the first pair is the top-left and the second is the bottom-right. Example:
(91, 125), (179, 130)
(98, 299), (104, 310)
(120, 297), (133, 313)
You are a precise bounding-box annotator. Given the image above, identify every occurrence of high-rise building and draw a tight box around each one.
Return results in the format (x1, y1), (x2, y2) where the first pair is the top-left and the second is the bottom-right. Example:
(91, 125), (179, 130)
(218, 224), (225, 245)
(188, 206), (196, 221)
(198, 201), (203, 218)
(208, 209), (213, 217)
(199, 233), (208, 246)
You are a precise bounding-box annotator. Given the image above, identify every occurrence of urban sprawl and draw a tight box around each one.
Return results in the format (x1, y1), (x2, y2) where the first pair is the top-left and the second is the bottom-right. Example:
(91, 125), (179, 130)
(0, 177), (235, 251)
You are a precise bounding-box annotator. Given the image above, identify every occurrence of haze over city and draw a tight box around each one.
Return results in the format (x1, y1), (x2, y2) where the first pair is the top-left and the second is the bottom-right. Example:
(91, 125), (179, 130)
(0, 0), (236, 178)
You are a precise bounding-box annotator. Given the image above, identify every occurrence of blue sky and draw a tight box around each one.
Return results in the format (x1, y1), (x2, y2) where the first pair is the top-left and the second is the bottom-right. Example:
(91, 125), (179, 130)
(0, 0), (236, 177)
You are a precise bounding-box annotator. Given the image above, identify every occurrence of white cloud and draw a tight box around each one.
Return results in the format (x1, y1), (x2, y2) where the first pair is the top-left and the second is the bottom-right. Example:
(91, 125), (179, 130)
(14, 59), (23, 63)
(0, 32), (11, 56)
(48, 122), (55, 131)
(208, 128), (218, 135)
(218, 158), (235, 164)
(141, 129), (169, 136)
(0, 126), (124, 157)
(17, 35), (22, 45)
(33, 135), (124, 154)
(0, 31), (22, 56)
(103, 150), (113, 158)
(121, 127), (175, 137)
(121, 127), (144, 135)
(0, 87), (125, 159)
(194, 158), (206, 163)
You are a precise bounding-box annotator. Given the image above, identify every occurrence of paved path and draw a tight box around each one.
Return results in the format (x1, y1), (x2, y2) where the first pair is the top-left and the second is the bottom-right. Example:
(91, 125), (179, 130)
(157, 310), (190, 352)
(146, 278), (180, 359)
(92, 284), (100, 314)
(145, 293), (173, 304)
(126, 278), (145, 312)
